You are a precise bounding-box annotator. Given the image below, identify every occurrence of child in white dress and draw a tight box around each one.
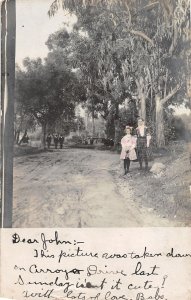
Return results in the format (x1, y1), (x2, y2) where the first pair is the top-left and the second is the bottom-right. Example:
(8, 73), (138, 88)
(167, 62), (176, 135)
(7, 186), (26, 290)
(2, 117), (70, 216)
(120, 126), (137, 175)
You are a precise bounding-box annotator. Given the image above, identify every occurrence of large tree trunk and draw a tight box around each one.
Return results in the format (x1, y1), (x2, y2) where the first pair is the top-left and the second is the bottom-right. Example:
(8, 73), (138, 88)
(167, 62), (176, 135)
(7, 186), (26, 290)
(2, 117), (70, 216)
(155, 95), (165, 147)
(114, 103), (120, 146)
(18, 129), (28, 145)
(14, 129), (17, 142)
(92, 112), (95, 136)
(136, 77), (146, 120)
(114, 119), (120, 147)
(85, 109), (89, 131)
(140, 93), (146, 121)
(155, 84), (180, 147)
(41, 122), (47, 149)
(1, 0), (16, 228)
(16, 131), (20, 144)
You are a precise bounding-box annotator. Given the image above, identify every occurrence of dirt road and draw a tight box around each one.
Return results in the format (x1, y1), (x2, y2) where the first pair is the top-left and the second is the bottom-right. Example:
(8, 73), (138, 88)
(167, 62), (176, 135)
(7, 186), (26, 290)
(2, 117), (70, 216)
(13, 148), (183, 227)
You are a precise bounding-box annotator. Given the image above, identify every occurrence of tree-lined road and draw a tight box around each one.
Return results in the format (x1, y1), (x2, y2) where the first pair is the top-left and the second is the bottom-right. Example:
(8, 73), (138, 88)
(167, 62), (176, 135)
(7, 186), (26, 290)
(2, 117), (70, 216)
(15, 1), (190, 149)
(13, 149), (180, 227)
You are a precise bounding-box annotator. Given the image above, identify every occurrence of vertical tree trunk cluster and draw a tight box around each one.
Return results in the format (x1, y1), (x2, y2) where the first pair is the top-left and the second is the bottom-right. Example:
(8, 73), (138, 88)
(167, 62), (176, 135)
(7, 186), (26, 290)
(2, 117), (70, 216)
(92, 111), (95, 136)
(155, 95), (165, 147)
(1, 0), (16, 227)
(114, 103), (120, 146)
(41, 122), (47, 149)
(136, 77), (146, 121)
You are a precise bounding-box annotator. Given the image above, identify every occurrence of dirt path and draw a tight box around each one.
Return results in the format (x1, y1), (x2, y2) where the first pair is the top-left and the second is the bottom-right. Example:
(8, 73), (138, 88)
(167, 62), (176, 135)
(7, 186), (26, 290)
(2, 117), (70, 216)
(13, 148), (183, 227)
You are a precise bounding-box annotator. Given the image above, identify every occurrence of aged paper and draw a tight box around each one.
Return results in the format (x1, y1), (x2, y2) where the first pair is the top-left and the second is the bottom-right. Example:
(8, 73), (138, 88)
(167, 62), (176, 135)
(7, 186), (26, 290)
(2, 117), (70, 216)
(1, 228), (191, 300)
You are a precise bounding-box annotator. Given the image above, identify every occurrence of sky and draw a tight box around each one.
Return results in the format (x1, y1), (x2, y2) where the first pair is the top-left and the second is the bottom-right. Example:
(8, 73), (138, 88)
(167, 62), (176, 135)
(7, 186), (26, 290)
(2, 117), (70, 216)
(16, 0), (77, 66)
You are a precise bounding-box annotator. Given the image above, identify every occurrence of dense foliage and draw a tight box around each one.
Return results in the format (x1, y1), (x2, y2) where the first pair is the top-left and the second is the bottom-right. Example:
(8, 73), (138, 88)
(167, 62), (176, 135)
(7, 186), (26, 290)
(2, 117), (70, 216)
(15, 0), (190, 147)
(48, 0), (190, 146)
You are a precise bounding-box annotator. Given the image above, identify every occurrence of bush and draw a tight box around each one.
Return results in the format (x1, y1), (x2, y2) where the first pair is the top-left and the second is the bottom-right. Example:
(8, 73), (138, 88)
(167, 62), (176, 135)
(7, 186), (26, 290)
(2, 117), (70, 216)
(165, 116), (186, 143)
(71, 135), (82, 144)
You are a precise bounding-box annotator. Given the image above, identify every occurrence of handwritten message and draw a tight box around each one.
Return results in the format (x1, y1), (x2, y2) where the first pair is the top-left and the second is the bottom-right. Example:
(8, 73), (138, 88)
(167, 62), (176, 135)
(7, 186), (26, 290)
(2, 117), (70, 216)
(1, 229), (191, 300)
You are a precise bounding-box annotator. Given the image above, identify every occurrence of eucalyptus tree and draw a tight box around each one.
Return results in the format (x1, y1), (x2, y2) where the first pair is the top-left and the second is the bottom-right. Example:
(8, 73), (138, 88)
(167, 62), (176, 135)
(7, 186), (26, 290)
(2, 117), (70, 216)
(48, 0), (190, 146)
(116, 0), (189, 145)
(150, 0), (190, 146)
(48, 0), (157, 144)
(47, 27), (115, 137)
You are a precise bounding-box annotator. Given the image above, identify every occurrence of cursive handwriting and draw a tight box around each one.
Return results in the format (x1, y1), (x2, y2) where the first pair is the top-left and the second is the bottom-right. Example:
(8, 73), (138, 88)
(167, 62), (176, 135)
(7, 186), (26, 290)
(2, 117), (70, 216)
(29, 264), (84, 280)
(102, 248), (162, 260)
(41, 232), (84, 250)
(23, 289), (54, 299)
(10, 233), (188, 300)
(87, 265), (127, 277)
(12, 233), (39, 246)
(12, 232), (84, 251)
(58, 247), (99, 263)
(132, 262), (159, 276)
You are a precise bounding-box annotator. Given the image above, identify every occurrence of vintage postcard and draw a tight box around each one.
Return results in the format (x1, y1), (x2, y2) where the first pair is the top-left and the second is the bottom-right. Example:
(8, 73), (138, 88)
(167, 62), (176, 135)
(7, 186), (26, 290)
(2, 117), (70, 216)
(0, 0), (191, 299)
(2, 0), (190, 228)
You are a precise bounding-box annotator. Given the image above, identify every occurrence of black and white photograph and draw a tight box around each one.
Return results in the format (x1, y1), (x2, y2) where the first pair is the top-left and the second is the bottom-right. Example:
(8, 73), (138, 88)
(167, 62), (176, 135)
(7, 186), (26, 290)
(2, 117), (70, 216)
(1, 0), (191, 228)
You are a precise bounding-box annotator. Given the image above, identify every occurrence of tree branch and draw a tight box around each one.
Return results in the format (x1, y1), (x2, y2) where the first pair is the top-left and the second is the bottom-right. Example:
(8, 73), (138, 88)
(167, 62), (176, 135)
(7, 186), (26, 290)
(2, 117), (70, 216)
(169, 26), (178, 55)
(132, 1), (159, 17)
(130, 30), (154, 46)
(135, 79), (140, 89)
(161, 84), (181, 105)
(142, 1), (159, 11)
(48, 0), (61, 17)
